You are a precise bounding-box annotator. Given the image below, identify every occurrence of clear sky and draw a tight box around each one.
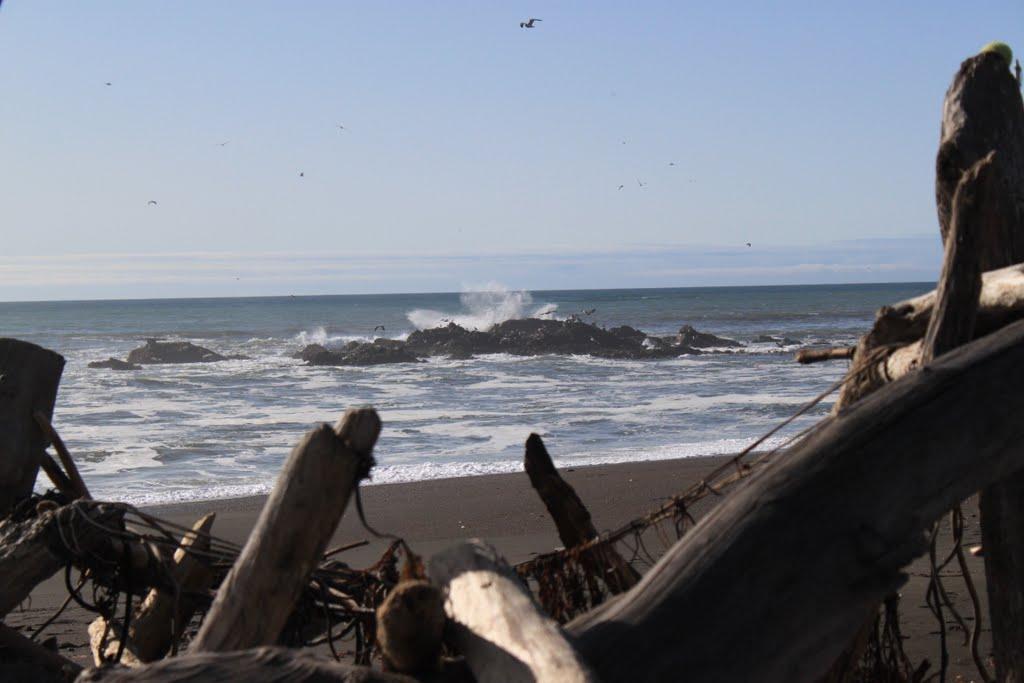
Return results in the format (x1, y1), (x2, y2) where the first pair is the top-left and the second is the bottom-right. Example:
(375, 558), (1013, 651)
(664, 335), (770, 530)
(1, 1), (1021, 300)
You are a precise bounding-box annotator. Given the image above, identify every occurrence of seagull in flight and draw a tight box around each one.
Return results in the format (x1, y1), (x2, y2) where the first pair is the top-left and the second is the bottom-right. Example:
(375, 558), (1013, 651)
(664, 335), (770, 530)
(668, 162), (675, 166)
(520, 18), (542, 28)
(105, 82), (112, 87)
(582, 308), (596, 316)
(216, 141), (229, 147)
(746, 242), (752, 247)
(147, 200), (158, 206)
(373, 325), (386, 335)
(299, 171), (304, 178)
(617, 184), (625, 190)
(637, 178), (646, 188)
(337, 124), (346, 131)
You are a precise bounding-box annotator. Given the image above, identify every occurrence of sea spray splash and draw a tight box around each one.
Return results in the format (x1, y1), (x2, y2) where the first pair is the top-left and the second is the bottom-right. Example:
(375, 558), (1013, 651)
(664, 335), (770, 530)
(407, 282), (557, 331)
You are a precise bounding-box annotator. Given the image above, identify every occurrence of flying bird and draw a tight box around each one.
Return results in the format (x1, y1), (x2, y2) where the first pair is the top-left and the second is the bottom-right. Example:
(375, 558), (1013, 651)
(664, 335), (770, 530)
(637, 178), (646, 188)
(668, 162), (675, 166)
(520, 18), (542, 28)
(746, 242), (752, 247)
(582, 308), (596, 316)
(299, 172), (304, 177)
(373, 325), (386, 335)
(337, 124), (346, 131)
(617, 184), (625, 190)
(105, 82), (112, 86)
(146, 200), (158, 206)
(216, 141), (229, 147)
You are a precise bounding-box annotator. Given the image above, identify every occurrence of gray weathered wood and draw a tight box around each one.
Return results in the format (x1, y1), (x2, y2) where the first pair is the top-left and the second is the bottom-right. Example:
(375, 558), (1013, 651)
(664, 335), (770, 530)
(921, 153), (993, 363)
(74, 646), (418, 682)
(524, 434), (639, 592)
(190, 408), (380, 652)
(937, 49), (1024, 683)
(0, 339), (65, 516)
(568, 318), (1024, 682)
(34, 410), (91, 500)
(0, 501), (124, 618)
(90, 513), (217, 665)
(429, 539), (592, 683)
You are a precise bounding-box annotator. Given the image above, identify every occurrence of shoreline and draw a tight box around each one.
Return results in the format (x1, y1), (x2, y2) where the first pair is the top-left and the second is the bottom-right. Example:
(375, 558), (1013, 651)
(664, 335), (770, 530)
(8, 454), (991, 679)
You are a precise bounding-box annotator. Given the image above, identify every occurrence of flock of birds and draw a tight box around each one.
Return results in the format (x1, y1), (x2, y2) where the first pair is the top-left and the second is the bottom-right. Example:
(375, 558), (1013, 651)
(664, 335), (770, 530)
(96, 15), (750, 248)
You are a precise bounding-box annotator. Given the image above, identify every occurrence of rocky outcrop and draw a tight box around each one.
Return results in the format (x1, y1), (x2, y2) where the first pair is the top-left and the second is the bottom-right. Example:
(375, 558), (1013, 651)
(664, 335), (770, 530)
(126, 339), (228, 364)
(677, 325), (744, 349)
(87, 357), (141, 371)
(295, 319), (721, 366)
(751, 334), (802, 346)
(304, 339), (421, 366)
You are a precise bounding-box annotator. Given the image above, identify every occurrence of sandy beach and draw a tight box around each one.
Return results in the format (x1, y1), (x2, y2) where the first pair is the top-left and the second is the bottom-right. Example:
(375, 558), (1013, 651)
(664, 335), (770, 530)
(5, 455), (992, 680)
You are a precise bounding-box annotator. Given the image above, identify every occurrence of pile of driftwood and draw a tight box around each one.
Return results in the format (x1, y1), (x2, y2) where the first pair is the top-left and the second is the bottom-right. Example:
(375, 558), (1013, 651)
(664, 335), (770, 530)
(3, 48), (1024, 682)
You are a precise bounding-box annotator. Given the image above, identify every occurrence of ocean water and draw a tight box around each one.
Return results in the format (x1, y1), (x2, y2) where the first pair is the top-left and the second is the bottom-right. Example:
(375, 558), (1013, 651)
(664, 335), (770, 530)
(1, 282), (931, 505)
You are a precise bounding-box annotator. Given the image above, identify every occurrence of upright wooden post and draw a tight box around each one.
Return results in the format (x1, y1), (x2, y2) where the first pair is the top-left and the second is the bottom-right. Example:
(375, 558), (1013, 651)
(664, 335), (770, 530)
(936, 49), (1024, 682)
(523, 434), (639, 592)
(0, 339), (65, 516)
(191, 408), (380, 652)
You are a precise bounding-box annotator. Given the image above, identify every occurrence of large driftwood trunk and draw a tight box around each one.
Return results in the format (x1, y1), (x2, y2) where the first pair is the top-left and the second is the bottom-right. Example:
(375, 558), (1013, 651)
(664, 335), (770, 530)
(0, 622), (82, 681)
(0, 339), (65, 516)
(74, 647), (418, 682)
(0, 502), (125, 618)
(429, 540), (592, 683)
(937, 50), (1024, 683)
(523, 434), (638, 592)
(190, 408), (380, 652)
(568, 319), (1024, 682)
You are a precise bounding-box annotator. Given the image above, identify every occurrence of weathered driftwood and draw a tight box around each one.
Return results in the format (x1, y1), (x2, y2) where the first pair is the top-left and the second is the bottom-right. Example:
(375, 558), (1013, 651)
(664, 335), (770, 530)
(0, 339), (65, 516)
(920, 153), (991, 362)
(0, 622), (82, 682)
(937, 49), (1024, 683)
(75, 646), (419, 682)
(795, 346), (855, 364)
(567, 318), (1024, 682)
(523, 434), (639, 592)
(90, 514), (216, 665)
(376, 579), (446, 674)
(34, 411), (91, 500)
(190, 408), (380, 652)
(0, 501), (124, 618)
(428, 539), (592, 683)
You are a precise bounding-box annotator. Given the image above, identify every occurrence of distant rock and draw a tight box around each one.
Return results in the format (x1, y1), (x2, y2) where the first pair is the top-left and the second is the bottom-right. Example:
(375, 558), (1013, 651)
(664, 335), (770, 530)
(302, 339), (421, 366)
(88, 357), (141, 371)
(677, 325), (744, 349)
(126, 339), (228, 364)
(293, 319), (735, 365)
(752, 334), (802, 347)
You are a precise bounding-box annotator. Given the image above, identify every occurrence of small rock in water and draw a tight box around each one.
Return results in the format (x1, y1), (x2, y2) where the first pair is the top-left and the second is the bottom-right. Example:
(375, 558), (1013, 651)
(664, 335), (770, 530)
(126, 339), (229, 364)
(87, 357), (142, 371)
(677, 325), (744, 348)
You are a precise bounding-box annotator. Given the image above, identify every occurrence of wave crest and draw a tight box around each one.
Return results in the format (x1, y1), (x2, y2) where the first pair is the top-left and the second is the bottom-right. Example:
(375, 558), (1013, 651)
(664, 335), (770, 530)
(407, 283), (556, 331)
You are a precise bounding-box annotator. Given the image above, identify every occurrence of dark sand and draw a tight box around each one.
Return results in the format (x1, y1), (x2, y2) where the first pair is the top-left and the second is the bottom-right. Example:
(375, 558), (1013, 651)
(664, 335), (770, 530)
(6, 457), (992, 680)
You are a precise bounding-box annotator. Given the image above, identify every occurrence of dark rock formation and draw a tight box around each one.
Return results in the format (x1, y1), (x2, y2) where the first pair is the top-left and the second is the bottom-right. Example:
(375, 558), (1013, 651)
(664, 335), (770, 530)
(304, 339), (421, 366)
(87, 357), (141, 371)
(293, 319), (742, 366)
(677, 325), (744, 349)
(126, 339), (228, 364)
(752, 334), (802, 346)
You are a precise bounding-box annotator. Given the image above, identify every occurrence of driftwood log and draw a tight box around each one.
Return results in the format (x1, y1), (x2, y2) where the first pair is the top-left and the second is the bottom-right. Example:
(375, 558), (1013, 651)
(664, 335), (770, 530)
(428, 540), (592, 683)
(523, 434), (639, 592)
(90, 514), (217, 665)
(566, 318), (1024, 682)
(0, 339), (65, 516)
(795, 346), (855, 364)
(190, 408), (380, 652)
(75, 646), (418, 682)
(0, 501), (125, 618)
(939, 50), (1024, 683)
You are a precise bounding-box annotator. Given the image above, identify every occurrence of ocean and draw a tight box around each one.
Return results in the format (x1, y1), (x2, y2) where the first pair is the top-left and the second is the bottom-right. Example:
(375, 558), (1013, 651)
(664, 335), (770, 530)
(2, 282), (931, 505)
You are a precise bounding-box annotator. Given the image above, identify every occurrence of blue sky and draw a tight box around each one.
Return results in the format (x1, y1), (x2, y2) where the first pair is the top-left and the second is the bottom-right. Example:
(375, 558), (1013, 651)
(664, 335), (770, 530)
(1, 1), (1020, 300)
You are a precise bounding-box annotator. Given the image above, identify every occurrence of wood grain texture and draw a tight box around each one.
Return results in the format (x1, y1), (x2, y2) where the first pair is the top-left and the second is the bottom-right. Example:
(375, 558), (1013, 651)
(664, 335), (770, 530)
(0, 339), (65, 516)
(429, 539), (592, 683)
(190, 408), (380, 652)
(569, 319), (1024, 682)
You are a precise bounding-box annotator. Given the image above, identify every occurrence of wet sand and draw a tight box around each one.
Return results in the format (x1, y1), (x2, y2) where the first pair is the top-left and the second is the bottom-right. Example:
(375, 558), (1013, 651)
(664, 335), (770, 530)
(5, 457), (992, 680)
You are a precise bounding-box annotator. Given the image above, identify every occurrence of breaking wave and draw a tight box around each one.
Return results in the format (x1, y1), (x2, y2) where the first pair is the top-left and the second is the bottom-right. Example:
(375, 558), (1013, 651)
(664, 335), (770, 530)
(407, 283), (557, 331)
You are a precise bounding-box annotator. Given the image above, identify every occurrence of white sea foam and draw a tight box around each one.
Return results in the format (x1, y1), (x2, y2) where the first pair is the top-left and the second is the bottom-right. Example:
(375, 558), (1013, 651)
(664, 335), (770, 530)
(407, 282), (557, 331)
